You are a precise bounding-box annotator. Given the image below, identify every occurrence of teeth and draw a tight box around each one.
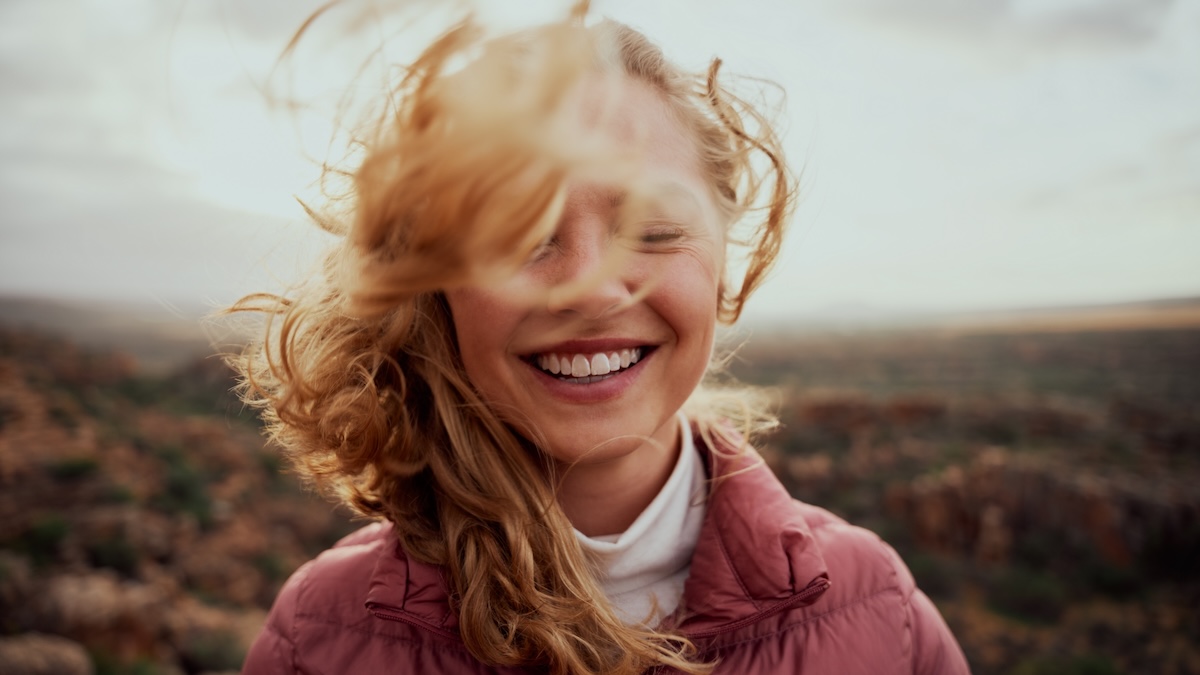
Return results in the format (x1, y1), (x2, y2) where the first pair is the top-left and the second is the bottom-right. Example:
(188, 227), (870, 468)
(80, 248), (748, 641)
(535, 348), (643, 379)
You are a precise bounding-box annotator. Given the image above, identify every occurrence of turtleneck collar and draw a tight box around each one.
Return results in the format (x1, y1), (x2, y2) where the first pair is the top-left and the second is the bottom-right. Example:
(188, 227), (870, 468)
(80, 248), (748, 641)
(573, 412), (708, 626)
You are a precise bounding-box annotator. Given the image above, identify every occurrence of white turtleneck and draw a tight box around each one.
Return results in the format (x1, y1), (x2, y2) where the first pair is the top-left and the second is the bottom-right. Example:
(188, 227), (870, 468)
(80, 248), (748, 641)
(573, 413), (708, 626)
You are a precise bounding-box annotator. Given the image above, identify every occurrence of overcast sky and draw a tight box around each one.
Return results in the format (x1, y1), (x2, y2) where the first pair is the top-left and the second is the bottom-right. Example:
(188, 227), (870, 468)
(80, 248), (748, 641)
(1, 0), (1197, 324)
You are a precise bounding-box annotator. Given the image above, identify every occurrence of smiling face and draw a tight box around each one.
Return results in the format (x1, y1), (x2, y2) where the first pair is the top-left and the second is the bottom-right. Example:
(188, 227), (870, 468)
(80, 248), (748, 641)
(444, 78), (724, 468)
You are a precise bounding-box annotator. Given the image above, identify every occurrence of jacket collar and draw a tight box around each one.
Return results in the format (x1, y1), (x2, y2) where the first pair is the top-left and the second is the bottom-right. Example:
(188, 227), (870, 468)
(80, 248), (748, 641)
(364, 436), (829, 637)
(670, 434), (830, 636)
(365, 533), (460, 634)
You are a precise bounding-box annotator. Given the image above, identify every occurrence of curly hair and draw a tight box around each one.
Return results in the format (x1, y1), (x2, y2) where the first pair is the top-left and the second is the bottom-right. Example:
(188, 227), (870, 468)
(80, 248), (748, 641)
(228, 5), (795, 674)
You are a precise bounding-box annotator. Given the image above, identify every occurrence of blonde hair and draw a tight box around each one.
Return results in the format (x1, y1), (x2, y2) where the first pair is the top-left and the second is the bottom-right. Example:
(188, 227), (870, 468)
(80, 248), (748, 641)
(228, 5), (794, 674)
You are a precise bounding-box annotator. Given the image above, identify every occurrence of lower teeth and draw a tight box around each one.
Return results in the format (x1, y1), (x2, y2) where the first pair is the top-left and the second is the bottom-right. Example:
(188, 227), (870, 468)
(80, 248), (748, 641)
(559, 374), (613, 384)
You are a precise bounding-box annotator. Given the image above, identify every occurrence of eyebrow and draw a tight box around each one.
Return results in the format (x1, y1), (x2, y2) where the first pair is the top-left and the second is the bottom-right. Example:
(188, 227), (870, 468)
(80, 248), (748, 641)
(634, 182), (704, 222)
(615, 181), (702, 210)
(653, 182), (702, 210)
(583, 180), (706, 229)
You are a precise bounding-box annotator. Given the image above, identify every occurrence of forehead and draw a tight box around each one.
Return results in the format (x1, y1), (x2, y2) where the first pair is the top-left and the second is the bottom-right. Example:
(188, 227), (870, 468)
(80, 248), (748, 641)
(575, 75), (705, 181)
(562, 75), (719, 229)
(563, 178), (708, 228)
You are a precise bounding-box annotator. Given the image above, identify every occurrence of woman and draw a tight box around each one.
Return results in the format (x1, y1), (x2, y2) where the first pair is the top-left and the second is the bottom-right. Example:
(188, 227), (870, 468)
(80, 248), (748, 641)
(236, 6), (969, 674)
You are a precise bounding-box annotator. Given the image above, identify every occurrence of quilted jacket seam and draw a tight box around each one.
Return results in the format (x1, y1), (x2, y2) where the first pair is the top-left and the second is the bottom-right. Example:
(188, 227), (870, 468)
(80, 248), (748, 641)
(294, 612), (474, 655)
(702, 585), (904, 652)
(289, 563), (315, 673)
(714, 522), (762, 612)
(898, 559), (915, 672)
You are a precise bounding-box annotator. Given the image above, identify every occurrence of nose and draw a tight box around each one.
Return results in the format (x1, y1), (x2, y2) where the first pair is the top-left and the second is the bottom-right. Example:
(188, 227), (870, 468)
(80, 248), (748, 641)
(544, 225), (634, 320)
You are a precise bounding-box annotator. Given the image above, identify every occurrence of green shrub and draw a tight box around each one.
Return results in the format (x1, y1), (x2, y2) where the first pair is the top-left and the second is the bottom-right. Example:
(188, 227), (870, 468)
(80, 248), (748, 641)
(113, 377), (163, 407)
(151, 448), (213, 528)
(1011, 530), (1061, 570)
(985, 566), (1067, 624)
(47, 402), (78, 430)
(15, 516), (70, 567)
(253, 552), (288, 583)
(102, 483), (136, 504)
(1078, 556), (1141, 600)
(180, 630), (246, 673)
(257, 450), (292, 493)
(90, 651), (168, 675)
(49, 456), (100, 480)
(87, 535), (139, 577)
(904, 552), (959, 600)
(1011, 653), (1122, 675)
(257, 450), (283, 475)
(1009, 528), (1146, 601)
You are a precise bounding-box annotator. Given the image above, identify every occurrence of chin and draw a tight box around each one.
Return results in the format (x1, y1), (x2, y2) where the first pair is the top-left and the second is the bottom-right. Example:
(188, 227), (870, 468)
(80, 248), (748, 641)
(532, 417), (672, 468)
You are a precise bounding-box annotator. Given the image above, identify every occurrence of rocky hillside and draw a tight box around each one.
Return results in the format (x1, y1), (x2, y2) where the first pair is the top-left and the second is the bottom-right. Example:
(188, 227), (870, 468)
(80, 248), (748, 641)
(737, 327), (1200, 675)
(1, 302), (1198, 674)
(0, 327), (357, 675)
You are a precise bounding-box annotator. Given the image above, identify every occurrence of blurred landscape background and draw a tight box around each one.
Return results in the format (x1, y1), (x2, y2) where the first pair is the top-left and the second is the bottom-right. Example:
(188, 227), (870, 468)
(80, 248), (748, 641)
(0, 295), (1197, 675)
(2, 0), (1198, 673)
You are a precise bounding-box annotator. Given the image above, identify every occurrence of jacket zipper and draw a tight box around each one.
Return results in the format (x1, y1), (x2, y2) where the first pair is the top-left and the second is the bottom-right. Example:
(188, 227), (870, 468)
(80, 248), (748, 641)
(683, 576), (831, 640)
(367, 602), (461, 641)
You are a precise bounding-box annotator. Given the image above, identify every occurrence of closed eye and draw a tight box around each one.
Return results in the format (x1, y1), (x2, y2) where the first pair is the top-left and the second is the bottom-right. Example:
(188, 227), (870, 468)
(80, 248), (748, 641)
(638, 223), (687, 245)
(525, 237), (555, 264)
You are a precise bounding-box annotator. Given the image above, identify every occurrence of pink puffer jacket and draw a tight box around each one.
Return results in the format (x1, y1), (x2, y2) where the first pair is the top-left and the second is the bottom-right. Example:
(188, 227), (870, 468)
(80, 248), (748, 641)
(243, 445), (969, 674)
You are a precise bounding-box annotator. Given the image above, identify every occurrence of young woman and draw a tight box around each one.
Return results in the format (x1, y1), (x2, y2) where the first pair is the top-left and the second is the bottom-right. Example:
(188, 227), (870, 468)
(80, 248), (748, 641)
(236, 6), (969, 674)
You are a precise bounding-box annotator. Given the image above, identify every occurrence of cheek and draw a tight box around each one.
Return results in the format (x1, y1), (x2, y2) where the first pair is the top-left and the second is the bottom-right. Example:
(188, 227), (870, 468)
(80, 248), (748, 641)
(444, 288), (520, 376)
(673, 242), (723, 308)
(654, 253), (721, 349)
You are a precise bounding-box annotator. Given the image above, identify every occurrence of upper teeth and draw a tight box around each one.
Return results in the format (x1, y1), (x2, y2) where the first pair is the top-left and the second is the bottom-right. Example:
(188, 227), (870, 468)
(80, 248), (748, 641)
(537, 348), (641, 378)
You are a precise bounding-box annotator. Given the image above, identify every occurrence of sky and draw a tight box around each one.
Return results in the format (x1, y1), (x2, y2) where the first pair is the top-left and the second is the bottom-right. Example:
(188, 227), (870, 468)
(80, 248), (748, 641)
(1, 0), (1197, 324)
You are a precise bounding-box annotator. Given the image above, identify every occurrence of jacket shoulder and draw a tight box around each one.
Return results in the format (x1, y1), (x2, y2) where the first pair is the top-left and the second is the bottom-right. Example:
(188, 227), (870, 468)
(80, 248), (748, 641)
(794, 501), (916, 601)
(292, 521), (394, 615)
(242, 522), (395, 674)
(790, 501), (970, 674)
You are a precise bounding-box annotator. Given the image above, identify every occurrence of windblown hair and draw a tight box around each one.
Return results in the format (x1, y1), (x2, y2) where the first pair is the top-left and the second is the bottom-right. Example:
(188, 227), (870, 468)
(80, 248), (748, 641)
(228, 4), (795, 674)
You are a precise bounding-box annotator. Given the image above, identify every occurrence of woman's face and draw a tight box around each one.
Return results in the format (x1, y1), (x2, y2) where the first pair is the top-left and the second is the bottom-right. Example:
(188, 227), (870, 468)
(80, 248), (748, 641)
(445, 79), (723, 466)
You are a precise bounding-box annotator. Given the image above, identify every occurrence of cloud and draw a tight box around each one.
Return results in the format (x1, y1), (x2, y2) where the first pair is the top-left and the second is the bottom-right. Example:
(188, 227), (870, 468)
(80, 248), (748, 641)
(3, 0), (1198, 319)
(0, 146), (322, 306)
(839, 0), (1177, 54)
(1019, 0), (1176, 48)
(183, 0), (327, 41)
(0, 0), (328, 306)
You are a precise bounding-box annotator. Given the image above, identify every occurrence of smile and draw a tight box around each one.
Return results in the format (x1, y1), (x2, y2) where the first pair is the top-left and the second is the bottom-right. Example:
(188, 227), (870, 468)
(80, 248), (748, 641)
(533, 347), (643, 381)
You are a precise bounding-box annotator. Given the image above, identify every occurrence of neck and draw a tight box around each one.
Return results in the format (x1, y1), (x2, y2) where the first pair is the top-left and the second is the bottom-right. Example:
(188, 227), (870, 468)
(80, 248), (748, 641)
(554, 415), (682, 537)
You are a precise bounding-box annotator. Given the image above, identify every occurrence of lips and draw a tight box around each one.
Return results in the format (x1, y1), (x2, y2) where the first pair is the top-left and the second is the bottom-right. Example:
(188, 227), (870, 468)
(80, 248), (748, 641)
(535, 348), (643, 378)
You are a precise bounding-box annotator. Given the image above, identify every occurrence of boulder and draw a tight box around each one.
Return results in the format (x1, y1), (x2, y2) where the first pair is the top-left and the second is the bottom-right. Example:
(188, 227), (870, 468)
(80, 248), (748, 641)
(0, 632), (93, 675)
